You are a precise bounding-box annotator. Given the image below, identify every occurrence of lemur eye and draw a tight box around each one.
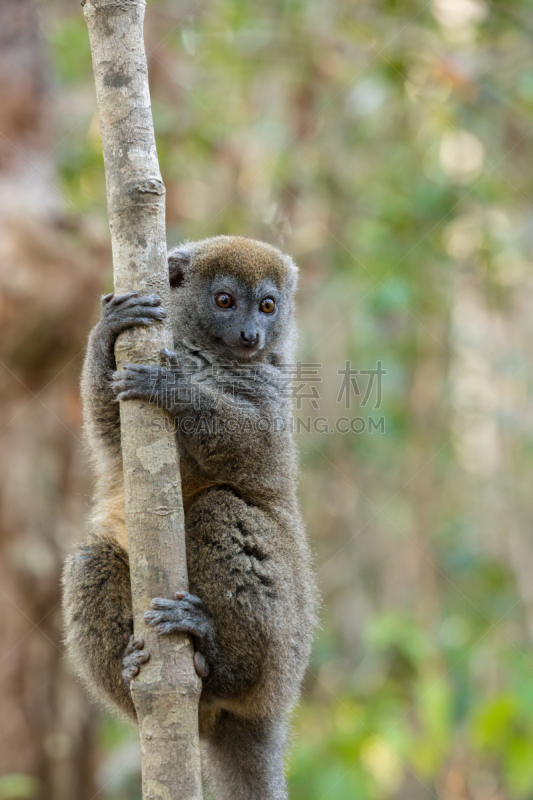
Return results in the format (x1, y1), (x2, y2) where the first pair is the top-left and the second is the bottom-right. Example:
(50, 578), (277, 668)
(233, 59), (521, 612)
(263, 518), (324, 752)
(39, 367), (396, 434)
(260, 297), (276, 314)
(215, 293), (234, 309)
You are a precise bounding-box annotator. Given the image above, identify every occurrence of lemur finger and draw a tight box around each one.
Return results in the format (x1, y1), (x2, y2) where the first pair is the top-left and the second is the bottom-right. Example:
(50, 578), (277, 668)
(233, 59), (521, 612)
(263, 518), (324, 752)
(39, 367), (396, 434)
(122, 649), (150, 680)
(119, 294), (162, 309)
(143, 610), (164, 627)
(112, 377), (131, 393)
(157, 622), (181, 635)
(105, 290), (138, 307)
(113, 370), (153, 397)
(151, 595), (206, 612)
(174, 592), (206, 609)
(119, 305), (166, 318)
(150, 598), (176, 611)
(112, 316), (156, 329)
(144, 610), (183, 630)
(125, 663), (139, 678)
(107, 314), (166, 335)
(112, 367), (153, 387)
(113, 373), (152, 392)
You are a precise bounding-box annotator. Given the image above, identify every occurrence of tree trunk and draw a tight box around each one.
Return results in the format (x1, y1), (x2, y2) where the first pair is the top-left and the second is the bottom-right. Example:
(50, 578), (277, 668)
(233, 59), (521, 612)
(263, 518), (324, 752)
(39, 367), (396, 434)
(82, 1), (203, 798)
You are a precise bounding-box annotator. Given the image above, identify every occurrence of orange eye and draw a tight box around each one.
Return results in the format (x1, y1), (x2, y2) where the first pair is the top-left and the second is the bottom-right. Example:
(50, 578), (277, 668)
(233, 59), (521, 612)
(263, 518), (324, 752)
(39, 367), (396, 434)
(215, 293), (233, 309)
(260, 297), (276, 314)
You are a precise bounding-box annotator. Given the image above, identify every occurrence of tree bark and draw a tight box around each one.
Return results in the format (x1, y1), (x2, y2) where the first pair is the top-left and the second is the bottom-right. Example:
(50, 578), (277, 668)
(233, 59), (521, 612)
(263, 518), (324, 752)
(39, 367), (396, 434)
(82, 1), (203, 798)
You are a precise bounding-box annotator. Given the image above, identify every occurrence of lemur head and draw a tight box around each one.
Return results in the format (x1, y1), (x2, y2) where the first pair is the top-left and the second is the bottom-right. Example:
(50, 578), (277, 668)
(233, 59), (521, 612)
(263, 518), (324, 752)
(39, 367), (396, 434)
(167, 236), (298, 364)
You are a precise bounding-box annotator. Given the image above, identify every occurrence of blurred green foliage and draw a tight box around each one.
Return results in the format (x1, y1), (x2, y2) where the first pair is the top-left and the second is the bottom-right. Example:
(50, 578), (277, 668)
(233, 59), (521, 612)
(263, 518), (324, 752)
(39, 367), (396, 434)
(44, 0), (533, 797)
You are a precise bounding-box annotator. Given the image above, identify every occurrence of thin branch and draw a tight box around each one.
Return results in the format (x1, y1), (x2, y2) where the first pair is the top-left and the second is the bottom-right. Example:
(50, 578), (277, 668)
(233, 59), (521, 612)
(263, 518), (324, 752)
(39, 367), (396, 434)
(82, 1), (203, 797)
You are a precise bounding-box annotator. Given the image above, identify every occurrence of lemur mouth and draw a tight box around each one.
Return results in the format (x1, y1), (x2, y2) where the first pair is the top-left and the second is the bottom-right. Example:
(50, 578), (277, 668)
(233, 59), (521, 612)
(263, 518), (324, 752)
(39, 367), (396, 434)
(230, 344), (263, 358)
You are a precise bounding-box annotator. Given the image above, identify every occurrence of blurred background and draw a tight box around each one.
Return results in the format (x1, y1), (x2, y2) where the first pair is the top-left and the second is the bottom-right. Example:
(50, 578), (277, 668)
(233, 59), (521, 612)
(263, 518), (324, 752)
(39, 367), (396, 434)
(1, 0), (533, 798)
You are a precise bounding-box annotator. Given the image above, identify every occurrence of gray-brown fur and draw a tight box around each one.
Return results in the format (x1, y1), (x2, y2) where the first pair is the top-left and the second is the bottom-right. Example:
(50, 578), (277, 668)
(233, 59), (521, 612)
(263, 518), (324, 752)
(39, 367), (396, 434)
(183, 235), (294, 289)
(62, 235), (317, 800)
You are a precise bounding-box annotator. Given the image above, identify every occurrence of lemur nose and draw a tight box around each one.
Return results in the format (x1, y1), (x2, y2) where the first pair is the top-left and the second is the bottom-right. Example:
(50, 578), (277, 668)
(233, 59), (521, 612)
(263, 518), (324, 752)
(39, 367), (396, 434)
(240, 330), (259, 347)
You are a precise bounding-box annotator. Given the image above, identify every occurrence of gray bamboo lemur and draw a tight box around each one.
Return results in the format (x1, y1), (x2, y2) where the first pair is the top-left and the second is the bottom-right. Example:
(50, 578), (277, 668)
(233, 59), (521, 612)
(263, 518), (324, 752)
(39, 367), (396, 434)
(62, 235), (317, 800)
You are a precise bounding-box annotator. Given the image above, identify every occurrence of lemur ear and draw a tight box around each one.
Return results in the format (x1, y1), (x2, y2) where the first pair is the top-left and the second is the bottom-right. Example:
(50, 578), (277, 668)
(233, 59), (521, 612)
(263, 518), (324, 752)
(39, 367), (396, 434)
(168, 242), (196, 288)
